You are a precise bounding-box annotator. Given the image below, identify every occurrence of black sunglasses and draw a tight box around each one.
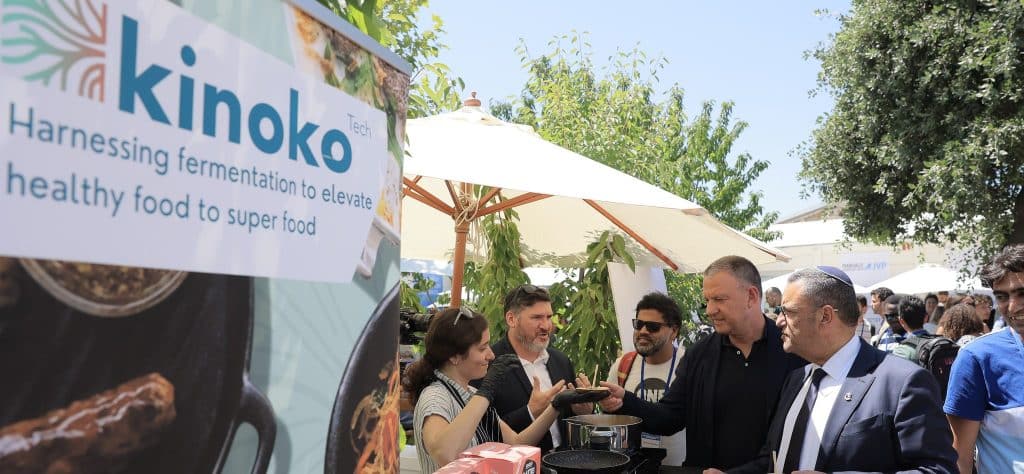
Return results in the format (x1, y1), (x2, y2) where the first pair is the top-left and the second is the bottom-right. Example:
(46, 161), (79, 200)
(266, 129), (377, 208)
(631, 319), (667, 332)
(453, 306), (476, 326)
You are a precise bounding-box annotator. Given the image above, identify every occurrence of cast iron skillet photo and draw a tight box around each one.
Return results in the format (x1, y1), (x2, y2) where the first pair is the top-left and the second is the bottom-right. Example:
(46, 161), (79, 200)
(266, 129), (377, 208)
(325, 283), (400, 474)
(0, 260), (275, 473)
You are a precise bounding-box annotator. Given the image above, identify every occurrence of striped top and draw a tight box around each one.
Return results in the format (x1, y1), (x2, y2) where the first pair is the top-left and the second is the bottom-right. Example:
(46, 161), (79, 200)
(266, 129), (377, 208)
(413, 370), (501, 472)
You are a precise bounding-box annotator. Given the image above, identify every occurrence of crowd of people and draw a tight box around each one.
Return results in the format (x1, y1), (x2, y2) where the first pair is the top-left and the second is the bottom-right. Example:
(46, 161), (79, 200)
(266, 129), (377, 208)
(402, 244), (1024, 474)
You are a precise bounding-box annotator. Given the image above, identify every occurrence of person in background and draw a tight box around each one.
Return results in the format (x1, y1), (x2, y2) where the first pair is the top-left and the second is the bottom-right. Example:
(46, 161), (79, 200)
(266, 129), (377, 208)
(855, 295), (874, 342)
(605, 292), (686, 465)
(598, 256), (805, 472)
(722, 267), (956, 474)
(938, 290), (950, 307)
(483, 284), (592, 453)
(973, 293), (995, 331)
(405, 307), (571, 472)
(765, 286), (782, 320)
(924, 293), (940, 333)
(868, 287), (895, 346)
(946, 244), (1024, 474)
(873, 294), (907, 352)
(891, 296), (931, 361)
(925, 293), (939, 319)
(937, 303), (985, 346)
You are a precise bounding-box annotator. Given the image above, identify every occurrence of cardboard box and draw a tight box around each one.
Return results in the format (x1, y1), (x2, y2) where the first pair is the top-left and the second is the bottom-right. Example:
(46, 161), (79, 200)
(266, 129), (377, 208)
(435, 456), (494, 474)
(459, 442), (541, 474)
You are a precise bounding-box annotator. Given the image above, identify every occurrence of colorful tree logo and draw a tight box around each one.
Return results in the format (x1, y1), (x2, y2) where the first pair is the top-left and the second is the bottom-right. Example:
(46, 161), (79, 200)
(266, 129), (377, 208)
(1, 0), (108, 102)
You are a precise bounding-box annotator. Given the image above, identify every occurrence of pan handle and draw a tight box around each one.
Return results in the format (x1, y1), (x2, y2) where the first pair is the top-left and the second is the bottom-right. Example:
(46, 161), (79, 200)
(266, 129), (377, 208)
(236, 376), (277, 474)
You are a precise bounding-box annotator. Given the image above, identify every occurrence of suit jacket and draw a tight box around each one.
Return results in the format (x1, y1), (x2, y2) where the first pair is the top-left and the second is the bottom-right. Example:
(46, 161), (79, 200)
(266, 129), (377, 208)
(617, 317), (805, 469)
(730, 339), (957, 474)
(485, 335), (575, 453)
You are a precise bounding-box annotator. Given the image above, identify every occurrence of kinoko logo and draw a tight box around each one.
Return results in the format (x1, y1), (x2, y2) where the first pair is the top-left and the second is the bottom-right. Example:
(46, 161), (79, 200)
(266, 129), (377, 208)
(117, 16), (355, 174)
(0, 0), (109, 102)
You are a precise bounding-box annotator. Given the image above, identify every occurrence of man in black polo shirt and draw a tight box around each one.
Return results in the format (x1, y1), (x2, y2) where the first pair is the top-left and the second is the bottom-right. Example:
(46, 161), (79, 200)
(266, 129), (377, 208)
(599, 256), (806, 472)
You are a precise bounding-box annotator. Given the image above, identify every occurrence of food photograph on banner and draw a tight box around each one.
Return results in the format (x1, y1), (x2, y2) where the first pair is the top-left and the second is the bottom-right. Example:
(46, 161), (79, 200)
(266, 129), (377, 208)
(0, 0), (409, 472)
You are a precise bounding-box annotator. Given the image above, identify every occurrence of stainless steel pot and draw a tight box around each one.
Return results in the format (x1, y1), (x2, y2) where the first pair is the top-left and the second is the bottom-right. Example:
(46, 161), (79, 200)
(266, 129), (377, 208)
(564, 414), (642, 453)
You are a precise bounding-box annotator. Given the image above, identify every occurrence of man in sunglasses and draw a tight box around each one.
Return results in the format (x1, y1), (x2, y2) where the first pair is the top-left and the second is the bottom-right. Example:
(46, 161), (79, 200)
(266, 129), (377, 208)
(598, 256), (805, 472)
(482, 284), (589, 453)
(603, 292), (686, 466)
(874, 294), (908, 353)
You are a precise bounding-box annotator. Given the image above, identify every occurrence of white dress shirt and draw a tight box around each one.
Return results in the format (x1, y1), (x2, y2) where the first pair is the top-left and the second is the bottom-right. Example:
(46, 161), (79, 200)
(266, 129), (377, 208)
(776, 334), (861, 473)
(518, 349), (561, 447)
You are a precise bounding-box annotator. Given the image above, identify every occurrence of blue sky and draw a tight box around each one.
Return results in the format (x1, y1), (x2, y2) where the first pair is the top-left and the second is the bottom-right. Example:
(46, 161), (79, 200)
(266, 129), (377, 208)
(422, 1), (850, 220)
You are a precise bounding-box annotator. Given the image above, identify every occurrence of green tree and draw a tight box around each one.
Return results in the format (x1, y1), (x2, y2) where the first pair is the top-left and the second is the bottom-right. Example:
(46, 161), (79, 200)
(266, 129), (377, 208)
(802, 1), (1024, 261)
(318, 0), (464, 118)
(548, 232), (636, 383)
(493, 34), (777, 338)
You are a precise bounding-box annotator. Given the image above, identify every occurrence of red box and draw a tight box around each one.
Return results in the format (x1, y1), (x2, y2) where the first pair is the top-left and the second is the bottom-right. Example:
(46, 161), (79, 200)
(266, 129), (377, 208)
(435, 456), (494, 474)
(458, 442), (541, 474)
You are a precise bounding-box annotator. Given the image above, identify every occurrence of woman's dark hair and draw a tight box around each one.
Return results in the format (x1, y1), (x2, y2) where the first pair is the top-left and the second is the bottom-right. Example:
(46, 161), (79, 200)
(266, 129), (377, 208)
(402, 307), (489, 402)
(939, 303), (984, 342)
(929, 305), (946, 325)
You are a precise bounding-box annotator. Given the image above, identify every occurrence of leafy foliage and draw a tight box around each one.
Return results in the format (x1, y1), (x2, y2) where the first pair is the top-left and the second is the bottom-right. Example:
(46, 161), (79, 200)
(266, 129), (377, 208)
(802, 0), (1024, 261)
(399, 272), (436, 312)
(549, 232), (635, 382)
(317, 0), (464, 118)
(461, 193), (531, 341)
(492, 33), (777, 340)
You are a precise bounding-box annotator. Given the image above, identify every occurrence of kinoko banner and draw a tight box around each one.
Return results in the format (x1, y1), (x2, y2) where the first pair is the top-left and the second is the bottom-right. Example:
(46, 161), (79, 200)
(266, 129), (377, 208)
(0, 0), (408, 472)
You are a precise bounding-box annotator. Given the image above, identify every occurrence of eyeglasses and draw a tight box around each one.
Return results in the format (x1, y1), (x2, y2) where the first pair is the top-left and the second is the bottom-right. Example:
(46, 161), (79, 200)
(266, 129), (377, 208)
(453, 306), (476, 326)
(631, 319), (667, 332)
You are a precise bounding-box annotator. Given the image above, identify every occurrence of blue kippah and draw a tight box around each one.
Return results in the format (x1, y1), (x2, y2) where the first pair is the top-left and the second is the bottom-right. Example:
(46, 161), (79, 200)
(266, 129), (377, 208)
(816, 265), (854, 288)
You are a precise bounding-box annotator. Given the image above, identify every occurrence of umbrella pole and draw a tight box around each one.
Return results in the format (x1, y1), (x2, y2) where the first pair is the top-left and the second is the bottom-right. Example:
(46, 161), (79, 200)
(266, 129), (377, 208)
(450, 219), (470, 307)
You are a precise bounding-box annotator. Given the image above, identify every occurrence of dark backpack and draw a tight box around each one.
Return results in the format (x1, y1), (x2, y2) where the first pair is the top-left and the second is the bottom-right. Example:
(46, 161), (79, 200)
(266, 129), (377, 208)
(913, 336), (960, 400)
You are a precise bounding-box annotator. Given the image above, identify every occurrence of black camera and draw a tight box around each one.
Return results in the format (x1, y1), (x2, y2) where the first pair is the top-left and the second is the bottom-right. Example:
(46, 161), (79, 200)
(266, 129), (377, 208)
(399, 307), (433, 345)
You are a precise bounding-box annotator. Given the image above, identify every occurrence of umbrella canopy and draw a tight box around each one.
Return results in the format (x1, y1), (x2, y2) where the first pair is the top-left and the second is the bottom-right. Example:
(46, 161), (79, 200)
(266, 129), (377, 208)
(868, 263), (987, 295)
(401, 96), (789, 305)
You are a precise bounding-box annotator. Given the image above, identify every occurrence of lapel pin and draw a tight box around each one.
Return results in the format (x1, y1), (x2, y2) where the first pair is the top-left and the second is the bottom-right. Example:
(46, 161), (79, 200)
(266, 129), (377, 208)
(844, 392), (852, 401)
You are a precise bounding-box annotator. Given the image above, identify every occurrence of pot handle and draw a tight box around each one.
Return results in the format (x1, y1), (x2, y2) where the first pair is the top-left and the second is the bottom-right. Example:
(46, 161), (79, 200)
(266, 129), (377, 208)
(236, 376), (277, 474)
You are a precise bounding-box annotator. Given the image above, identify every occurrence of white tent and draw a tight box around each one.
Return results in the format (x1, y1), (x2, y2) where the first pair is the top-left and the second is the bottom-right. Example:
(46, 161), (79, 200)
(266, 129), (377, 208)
(401, 97), (790, 305)
(868, 263), (988, 295)
(761, 270), (870, 295)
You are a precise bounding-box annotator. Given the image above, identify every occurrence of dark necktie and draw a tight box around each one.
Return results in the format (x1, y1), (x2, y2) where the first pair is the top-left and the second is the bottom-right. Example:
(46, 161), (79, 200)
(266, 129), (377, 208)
(783, 367), (827, 473)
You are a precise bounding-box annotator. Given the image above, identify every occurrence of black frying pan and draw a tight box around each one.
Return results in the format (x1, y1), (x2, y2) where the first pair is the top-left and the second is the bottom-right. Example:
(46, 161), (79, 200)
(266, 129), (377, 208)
(324, 282), (400, 473)
(0, 263), (274, 473)
(542, 450), (631, 474)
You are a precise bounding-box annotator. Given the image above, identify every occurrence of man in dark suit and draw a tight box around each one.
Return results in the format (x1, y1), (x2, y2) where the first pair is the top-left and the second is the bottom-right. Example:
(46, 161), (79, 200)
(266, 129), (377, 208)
(721, 266), (957, 474)
(486, 284), (590, 453)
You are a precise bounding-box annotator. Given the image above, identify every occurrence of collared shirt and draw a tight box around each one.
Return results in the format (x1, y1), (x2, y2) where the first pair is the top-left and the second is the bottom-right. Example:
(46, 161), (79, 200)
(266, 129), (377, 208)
(519, 349), (560, 447)
(874, 326), (905, 353)
(712, 326), (777, 469)
(775, 334), (861, 473)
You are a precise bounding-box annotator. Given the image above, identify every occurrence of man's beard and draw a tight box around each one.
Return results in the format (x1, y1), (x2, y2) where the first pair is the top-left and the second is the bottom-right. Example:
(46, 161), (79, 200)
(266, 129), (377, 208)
(517, 332), (548, 354)
(634, 336), (665, 357)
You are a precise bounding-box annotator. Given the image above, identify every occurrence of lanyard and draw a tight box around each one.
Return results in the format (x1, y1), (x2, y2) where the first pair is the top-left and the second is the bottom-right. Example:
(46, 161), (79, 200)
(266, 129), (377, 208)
(638, 342), (678, 402)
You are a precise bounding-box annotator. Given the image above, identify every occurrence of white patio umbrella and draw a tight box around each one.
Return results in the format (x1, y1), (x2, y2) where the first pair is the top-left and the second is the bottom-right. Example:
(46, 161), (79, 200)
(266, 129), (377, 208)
(868, 263), (987, 295)
(401, 94), (789, 306)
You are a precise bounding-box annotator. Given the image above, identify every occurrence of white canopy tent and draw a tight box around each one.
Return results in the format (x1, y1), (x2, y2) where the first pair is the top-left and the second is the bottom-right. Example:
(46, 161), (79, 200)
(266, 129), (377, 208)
(761, 270), (870, 295)
(401, 97), (790, 305)
(868, 263), (989, 295)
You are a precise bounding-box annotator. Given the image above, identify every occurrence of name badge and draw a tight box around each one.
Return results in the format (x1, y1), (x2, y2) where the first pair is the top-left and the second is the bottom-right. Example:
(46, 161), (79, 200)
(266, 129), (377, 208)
(640, 431), (661, 448)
